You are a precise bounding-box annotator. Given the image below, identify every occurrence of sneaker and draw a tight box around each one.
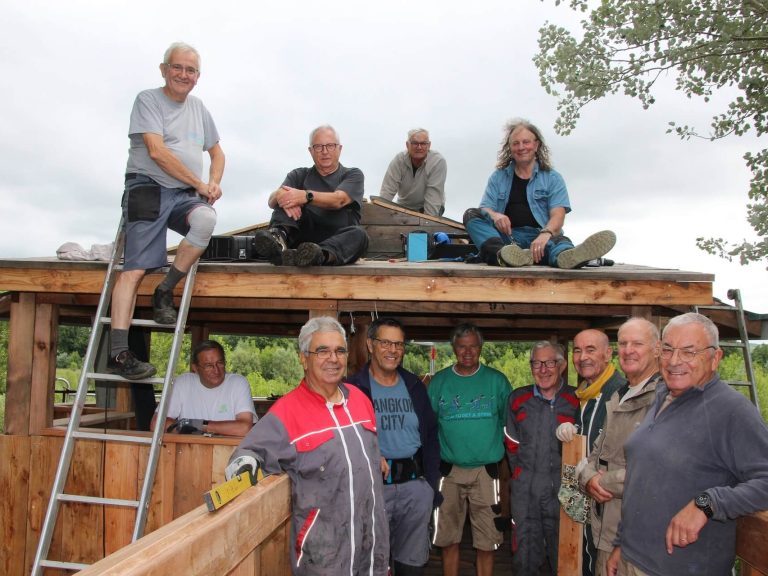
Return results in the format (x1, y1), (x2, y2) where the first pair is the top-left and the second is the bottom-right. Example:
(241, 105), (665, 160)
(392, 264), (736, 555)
(109, 350), (157, 380)
(281, 249), (297, 266)
(295, 242), (326, 266)
(498, 244), (534, 267)
(253, 228), (288, 264)
(152, 287), (177, 325)
(556, 230), (617, 270)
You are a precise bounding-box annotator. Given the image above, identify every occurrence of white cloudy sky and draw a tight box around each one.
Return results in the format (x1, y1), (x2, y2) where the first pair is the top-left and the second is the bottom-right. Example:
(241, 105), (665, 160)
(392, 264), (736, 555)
(2, 0), (766, 314)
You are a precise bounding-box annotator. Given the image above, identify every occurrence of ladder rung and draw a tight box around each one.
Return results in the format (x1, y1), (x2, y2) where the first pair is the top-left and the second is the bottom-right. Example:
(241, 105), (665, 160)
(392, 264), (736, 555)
(40, 559), (91, 570)
(72, 431), (153, 444)
(719, 342), (748, 349)
(58, 494), (140, 507)
(86, 372), (164, 385)
(722, 380), (752, 388)
(99, 317), (178, 328)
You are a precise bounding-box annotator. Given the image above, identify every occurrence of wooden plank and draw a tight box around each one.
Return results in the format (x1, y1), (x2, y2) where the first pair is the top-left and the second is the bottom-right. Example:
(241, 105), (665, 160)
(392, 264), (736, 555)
(145, 442), (176, 534)
(737, 511), (768, 575)
(76, 474), (291, 576)
(558, 434), (587, 576)
(25, 436), (64, 575)
(5, 293), (35, 435)
(173, 444), (214, 517)
(0, 436), (31, 576)
(30, 303), (59, 434)
(105, 442), (139, 555)
(211, 444), (236, 487)
(228, 550), (257, 576)
(60, 439), (104, 566)
(259, 520), (290, 576)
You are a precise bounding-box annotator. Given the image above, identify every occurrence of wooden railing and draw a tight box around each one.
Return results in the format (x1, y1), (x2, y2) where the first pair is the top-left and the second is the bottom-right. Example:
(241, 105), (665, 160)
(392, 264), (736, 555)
(77, 474), (291, 575)
(737, 511), (768, 576)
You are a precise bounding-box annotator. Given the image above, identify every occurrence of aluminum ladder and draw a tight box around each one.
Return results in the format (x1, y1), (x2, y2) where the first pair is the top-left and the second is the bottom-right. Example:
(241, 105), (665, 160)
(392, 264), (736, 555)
(696, 288), (759, 411)
(31, 219), (197, 574)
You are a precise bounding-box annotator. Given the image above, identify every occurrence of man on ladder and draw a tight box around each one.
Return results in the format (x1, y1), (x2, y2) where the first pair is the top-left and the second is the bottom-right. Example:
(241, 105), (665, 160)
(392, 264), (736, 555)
(110, 41), (224, 380)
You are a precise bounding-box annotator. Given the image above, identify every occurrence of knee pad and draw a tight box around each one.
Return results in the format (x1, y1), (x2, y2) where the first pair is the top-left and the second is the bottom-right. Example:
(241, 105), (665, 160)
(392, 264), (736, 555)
(186, 206), (217, 248)
(463, 208), (484, 228)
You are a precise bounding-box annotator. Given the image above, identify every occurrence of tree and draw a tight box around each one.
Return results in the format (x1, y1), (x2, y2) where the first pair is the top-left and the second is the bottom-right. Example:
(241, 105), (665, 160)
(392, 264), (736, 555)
(535, 0), (768, 265)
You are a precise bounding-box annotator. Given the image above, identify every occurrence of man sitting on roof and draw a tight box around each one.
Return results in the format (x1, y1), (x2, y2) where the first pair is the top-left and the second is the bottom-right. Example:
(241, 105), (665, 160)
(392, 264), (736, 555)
(150, 340), (257, 436)
(251, 125), (369, 267)
(380, 128), (447, 216)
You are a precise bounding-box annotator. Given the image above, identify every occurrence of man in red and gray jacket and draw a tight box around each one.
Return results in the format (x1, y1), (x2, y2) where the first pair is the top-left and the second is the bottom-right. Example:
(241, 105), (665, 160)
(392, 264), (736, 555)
(227, 317), (389, 576)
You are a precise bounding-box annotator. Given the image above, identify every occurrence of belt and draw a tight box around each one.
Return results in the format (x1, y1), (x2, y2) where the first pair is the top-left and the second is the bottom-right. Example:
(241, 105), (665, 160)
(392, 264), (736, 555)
(384, 455), (423, 484)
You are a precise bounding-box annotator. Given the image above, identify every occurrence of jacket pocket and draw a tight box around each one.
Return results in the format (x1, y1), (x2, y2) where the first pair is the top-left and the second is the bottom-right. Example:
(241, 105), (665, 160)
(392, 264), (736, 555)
(295, 507), (320, 568)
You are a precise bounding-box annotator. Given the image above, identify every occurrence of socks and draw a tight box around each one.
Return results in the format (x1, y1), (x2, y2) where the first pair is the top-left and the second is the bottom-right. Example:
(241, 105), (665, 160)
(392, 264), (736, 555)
(156, 265), (186, 292)
(111, 329), (129, 358)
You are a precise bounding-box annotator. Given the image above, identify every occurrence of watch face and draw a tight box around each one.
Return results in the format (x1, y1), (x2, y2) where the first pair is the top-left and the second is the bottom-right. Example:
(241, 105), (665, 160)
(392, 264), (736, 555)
(696, 493), (710, 507)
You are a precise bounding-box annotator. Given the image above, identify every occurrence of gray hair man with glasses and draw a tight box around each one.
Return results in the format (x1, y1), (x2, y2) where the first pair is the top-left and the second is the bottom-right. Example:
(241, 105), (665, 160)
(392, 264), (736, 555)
(505, 341), (578, 575)
(109, 41), (224, 381)
(252, 124), (369, 267)
(150, 340), (256, 436)
(347, 318), (441, 576)
(227, 316), (389, 575)
(606, 312), (768, 576)
(380, 128), (447, 216)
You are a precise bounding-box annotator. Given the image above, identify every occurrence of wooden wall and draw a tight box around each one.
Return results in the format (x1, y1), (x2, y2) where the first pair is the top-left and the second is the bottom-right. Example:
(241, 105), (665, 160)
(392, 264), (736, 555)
(0, 432), (240, 576)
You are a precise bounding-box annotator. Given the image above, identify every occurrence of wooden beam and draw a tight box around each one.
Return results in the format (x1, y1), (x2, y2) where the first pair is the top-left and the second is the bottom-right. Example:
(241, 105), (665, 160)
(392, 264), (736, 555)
(29, 302), (58, 434)
(558, 435), (586, 576)
(0, 436), (31, 576)
(737, 511), (768, 575)
(5, 293), (36, 435)
(75, 475), (291, 576)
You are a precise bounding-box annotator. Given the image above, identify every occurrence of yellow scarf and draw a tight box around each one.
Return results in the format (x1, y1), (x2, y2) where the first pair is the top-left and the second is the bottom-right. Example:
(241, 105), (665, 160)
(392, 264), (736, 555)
(575, 364), (615, 406)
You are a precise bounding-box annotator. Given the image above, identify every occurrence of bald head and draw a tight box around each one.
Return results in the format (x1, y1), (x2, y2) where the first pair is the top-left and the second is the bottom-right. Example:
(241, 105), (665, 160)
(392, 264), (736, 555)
(618, 318), (660, 385)
(573, 329), (613, 383)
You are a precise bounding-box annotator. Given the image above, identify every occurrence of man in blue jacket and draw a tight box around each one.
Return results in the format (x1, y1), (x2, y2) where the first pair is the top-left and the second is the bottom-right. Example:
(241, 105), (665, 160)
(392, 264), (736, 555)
(348, 317), (440, 576)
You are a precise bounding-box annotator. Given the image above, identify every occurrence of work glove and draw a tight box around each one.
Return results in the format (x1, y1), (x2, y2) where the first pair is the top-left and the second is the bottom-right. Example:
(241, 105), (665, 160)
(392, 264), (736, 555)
(225, 454), (260, 481)
(167, 418), (204, 434)
(556, 422), (578, 442)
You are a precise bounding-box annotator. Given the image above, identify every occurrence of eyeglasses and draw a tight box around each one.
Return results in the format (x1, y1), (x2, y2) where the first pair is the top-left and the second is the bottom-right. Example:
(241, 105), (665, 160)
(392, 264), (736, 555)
(408, 141), (430, 148)
(311, 143), (339, 152)
(306, 347), (348, 360)
(511, 139), (537, 147)
(166, 63), (199, 75)
(530, 359), (559, 369)
(373, 338), (406, 350)
(660, 345), (715, 362)
(198, 360), (225, 371)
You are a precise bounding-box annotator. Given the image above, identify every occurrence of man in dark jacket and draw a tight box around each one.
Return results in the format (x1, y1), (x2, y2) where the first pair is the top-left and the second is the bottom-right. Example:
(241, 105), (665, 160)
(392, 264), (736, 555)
(506, 341), (578, 575)
(347, 317), (440, 576)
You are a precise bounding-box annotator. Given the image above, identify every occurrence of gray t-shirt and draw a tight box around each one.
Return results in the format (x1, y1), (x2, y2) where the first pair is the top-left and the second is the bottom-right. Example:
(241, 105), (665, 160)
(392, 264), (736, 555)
(125, 87), (220, 189)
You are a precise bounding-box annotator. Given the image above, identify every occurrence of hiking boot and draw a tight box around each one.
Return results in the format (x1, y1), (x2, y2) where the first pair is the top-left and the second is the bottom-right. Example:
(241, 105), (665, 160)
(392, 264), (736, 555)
(556, 230), (617, 269)
(253, 228), (288, 264)
(109, 350), (157, 381)
(294, 243), (326, 266)
(281, 249), (297, 266)
(152, 287), (177, 325)
(498, 244), (534, 267)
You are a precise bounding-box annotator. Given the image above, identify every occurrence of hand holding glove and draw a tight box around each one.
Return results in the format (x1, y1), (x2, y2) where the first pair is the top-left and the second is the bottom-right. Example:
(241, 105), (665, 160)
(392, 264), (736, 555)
(556, 422), (578, 442)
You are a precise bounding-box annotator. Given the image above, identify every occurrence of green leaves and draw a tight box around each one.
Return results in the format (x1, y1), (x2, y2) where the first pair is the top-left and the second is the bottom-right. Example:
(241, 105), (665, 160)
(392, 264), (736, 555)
(536, 0), (768, 264)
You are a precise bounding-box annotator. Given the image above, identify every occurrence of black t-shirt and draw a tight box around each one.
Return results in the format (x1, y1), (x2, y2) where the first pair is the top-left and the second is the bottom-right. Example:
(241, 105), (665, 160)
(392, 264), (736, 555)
(282, 164), (365, 226)
(504, 174), (538, 227)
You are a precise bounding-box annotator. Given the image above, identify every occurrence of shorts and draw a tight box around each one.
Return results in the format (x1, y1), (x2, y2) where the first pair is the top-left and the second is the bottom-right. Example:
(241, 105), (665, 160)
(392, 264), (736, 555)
(383, 478), (434, 566)
(121, 173), (211, 271)
(432, 464), (503, 551)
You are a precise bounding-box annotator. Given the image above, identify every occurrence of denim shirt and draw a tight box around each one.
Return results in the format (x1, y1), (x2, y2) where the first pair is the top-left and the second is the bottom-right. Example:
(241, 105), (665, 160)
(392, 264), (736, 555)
(479, 161), (571, 227)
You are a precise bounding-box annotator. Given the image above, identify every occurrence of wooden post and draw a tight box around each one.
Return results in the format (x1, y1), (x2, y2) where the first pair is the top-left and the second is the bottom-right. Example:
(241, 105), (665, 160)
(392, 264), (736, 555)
(558, 434), (587, 576)
(29, 302), (59, 434)
(5, 293), (36, 435)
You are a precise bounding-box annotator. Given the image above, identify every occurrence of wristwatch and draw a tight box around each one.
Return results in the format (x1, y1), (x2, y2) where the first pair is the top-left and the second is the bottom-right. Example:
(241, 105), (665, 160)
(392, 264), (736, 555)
(540, 228), (553, 236)
(305, 191), (314, 204)
(695, 492), (714, 519)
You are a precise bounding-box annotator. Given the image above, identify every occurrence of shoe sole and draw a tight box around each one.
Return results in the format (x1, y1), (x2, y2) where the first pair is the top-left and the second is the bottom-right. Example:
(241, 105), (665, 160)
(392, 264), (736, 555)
(108, 363), (157, 381)
(153, 310), (177, 325)
(295, 243), (324, 266)
(557, 230), (616, 269)
(498, 244), (533, 267)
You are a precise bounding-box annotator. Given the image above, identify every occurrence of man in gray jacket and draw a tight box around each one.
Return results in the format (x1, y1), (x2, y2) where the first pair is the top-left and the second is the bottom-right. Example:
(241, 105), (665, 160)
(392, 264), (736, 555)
(577, 318), (662, 575)
(380, 128), (447, 216)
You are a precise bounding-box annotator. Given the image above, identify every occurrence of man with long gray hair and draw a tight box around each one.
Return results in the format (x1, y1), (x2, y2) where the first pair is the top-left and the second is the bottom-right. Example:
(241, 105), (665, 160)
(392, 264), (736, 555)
(227, 316), (389, 575)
